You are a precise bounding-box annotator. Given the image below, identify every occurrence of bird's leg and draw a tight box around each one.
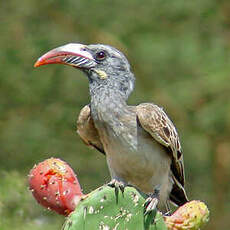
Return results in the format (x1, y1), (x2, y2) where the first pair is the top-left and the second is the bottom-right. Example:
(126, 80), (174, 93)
(107, 179), (127, 203)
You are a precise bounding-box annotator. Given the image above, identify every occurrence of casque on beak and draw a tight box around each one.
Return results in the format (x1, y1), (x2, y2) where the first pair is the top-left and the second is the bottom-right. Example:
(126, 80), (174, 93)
(34, 43), (96, 69)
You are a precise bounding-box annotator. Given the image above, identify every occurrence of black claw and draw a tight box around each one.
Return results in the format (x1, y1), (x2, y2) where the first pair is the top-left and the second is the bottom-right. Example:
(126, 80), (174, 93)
(119, 184), (125, 196)
(164, 210), (171, 216)
(114, 186), (119, 203)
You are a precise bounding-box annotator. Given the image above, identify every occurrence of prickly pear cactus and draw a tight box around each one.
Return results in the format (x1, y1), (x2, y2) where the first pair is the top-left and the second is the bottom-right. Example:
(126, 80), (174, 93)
(28, 158), (209, 230)
(63, 185), (167, 230)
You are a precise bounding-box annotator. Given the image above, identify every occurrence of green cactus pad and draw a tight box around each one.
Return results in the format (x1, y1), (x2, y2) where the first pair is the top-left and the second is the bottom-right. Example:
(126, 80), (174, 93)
(63, 185), (167, 230)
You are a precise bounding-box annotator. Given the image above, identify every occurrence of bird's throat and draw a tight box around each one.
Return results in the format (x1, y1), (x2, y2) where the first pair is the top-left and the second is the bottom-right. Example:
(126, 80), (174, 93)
(89, 85), (129, 126)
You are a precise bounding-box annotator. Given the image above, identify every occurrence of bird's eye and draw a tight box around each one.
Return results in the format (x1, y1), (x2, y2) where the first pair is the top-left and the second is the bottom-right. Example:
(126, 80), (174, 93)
(95, 51), (106, 61)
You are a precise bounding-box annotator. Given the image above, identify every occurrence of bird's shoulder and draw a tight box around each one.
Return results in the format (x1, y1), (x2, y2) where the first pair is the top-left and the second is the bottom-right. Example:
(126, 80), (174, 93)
(135, 103), (181, 152)
(77, 104), (105, 154)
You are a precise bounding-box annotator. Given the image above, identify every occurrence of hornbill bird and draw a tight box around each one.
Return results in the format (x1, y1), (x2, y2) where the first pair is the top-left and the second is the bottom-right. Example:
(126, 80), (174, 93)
(34, 43), (188, 213)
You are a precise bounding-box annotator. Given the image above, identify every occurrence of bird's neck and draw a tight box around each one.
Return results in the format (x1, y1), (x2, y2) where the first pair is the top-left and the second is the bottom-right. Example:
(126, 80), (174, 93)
(89, 85), (128, 124)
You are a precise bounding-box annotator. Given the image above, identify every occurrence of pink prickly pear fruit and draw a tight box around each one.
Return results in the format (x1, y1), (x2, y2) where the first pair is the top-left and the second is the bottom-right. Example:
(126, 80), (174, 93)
(164, 200), (209, 230)
(28, 158), (84, 216)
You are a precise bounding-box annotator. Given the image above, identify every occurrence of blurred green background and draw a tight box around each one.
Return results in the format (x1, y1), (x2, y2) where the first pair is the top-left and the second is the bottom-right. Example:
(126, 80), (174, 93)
(0, 0), (230, 229)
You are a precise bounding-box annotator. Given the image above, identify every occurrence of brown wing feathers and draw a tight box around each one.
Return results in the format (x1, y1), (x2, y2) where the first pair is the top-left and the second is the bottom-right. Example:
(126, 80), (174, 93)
(77, 104), (105, 154)
(136, 103), (188, 205)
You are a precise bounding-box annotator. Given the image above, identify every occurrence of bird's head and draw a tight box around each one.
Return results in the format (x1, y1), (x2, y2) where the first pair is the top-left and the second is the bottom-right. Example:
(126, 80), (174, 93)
(34, 43), (135, 99)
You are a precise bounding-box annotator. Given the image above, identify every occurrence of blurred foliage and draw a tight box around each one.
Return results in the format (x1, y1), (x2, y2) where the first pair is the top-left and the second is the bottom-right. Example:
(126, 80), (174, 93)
(0, 0), (230, 229)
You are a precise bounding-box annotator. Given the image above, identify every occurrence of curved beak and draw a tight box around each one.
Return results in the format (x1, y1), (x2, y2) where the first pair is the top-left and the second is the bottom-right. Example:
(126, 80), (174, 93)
(34, 43), (96, 69)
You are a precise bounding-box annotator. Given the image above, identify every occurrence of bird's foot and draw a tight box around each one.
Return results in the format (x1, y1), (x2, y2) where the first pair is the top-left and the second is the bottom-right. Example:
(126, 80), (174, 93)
(144, 195), (159, 216)
(108, 179), (127, 203)
(143, 187), (160, 225)
(143, 196), (159, 226)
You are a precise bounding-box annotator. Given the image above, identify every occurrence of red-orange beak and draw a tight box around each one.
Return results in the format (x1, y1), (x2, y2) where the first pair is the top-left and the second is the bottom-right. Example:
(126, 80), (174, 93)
(34, 43), (96, 69)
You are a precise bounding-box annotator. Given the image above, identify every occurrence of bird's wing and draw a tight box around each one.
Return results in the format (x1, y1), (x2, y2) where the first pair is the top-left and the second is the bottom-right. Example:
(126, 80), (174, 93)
(77, 104), (105, 155)
(136, 103), (188, 205)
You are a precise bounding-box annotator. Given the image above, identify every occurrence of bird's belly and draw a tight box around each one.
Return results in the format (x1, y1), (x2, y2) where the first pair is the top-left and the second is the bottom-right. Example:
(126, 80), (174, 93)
(102, 127), (171, 193)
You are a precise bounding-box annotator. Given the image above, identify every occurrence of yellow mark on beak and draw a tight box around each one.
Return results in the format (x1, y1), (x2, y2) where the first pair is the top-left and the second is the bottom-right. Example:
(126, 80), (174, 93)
(94, 69), (107, 79)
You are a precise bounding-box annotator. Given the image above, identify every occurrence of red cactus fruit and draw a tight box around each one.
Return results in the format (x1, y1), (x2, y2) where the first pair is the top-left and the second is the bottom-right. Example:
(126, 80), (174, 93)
(28, 158), (84, 216)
